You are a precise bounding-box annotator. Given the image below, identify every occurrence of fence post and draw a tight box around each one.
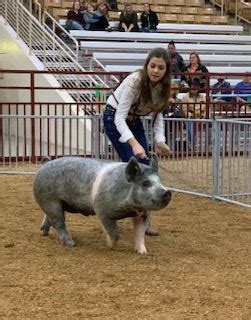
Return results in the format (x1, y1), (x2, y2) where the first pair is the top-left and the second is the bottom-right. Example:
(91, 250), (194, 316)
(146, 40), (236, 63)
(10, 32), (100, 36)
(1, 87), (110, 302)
(30, 72), (36, 163)
(212, 119), (219, 199)
(93, 115), (100, 159)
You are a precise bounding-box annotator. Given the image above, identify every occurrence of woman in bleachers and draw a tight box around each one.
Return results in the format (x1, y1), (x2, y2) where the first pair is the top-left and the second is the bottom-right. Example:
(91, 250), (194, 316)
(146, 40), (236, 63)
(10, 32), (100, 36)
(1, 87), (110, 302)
(83, 2), (111, 31)
(119, 2), (139, 32)
(66, 1), (85, 30)
(181, 52), (209, 89)
(140, 3), (159, 33)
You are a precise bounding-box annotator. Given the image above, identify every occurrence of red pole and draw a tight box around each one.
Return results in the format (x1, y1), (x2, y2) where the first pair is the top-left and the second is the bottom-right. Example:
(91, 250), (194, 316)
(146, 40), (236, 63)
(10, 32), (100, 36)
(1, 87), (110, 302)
(30, 72), (36, 163)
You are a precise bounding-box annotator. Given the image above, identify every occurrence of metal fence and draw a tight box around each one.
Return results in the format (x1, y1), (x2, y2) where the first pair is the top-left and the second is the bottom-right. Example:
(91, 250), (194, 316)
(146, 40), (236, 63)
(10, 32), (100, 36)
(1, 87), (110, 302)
(1, 113), (250, 208)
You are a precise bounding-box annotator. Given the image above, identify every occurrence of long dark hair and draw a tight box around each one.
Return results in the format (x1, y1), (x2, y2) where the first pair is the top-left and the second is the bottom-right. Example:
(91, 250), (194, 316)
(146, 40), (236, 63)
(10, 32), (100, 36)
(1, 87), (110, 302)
(138, 47), (171, 112)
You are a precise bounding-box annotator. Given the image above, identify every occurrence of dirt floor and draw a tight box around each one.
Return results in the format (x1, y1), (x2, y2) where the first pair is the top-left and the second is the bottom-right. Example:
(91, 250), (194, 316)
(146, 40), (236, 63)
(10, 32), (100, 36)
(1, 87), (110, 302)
(0, 174), (250, 320)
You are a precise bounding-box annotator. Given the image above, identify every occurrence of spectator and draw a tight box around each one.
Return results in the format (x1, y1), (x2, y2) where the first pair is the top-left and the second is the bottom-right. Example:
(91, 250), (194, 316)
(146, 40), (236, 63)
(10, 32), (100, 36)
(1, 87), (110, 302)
(83, 3), (110, 31)
(167, 40), (185, 78)
(181, 79), (207, 144)
(106, 0), (118, 11)
(66, 1), (85, 30)
(211, 74), (233, 112)
(234, 73), (251, 109)
(119, 3), (139, 32)
(140, 3), (159, 33)
(181, 52), (209, 89)
(164, 82), (183, 118)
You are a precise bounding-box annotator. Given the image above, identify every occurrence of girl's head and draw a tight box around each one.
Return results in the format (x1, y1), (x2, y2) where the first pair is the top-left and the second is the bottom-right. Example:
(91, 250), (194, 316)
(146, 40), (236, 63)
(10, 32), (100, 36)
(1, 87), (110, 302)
(139, 48), (171, 112)
(86, 4), (94, 12)
(189, 52), (201, 65)
(124, 2), (133, 13)
(144, 47), (170, 84)
(73, 1), (80, 10)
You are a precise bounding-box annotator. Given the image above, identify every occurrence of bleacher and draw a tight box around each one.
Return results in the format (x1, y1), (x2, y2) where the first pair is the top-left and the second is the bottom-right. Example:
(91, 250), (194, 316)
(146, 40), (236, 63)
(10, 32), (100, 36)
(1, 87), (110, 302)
(41, 0), (251, 95)
(47, 0), (231, 25)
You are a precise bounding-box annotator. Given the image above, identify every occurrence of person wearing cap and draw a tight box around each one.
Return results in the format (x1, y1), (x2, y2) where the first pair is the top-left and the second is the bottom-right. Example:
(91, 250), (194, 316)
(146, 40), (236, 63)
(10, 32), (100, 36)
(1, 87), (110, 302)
(181, 79), (207, 145)
(212, 74), (233, 112)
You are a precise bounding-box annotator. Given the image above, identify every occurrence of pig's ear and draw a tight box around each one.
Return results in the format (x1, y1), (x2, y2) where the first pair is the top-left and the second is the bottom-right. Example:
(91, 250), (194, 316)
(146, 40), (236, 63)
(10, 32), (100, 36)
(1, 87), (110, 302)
(125, 157), (141, 182)
(150, 153), (158, 172)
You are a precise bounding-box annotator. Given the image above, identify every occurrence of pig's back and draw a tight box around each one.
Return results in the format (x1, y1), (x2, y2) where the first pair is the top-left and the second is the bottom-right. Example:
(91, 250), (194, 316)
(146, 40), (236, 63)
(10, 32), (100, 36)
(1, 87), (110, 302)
(33, 157), (113, 211)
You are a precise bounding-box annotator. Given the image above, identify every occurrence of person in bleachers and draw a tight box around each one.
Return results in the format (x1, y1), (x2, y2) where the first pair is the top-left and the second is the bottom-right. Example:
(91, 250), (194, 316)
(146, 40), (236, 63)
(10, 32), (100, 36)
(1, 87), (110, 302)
(66, 1), (85, 30)
(211, 74), (233, 111)
(118, 2), (139, 32)
(83, 2), (111, 31)
(234, 73), (251, 111)
(106, 0), (118, 11)
(167, 41), (185, 79)
(181, 52), (209, 90)
(181, 79), (207, 144)
(140, 3), (159, 33)
(164, 81), (183, 118)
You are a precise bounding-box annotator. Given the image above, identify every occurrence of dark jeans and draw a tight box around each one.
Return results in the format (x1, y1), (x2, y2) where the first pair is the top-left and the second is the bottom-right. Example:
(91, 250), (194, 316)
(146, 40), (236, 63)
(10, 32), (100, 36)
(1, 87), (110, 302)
(103, 108), (149, 165)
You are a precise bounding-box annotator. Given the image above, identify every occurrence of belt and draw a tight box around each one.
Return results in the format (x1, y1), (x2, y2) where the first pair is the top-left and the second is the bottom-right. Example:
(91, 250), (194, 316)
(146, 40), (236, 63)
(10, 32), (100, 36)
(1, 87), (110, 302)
(104, 104), (116, 115)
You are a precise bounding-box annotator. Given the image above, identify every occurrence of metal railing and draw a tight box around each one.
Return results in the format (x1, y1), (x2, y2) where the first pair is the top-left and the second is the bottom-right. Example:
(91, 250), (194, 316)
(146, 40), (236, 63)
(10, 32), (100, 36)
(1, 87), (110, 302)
(0, 0), (110, 103)
(1, 113), (250, 208)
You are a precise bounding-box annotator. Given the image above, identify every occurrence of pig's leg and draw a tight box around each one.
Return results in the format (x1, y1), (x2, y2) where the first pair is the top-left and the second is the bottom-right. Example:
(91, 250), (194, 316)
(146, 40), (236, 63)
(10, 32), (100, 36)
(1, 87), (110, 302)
(98, 215), (119, 249)
(41, 202), (75, 246)
(40, 215), (51, 236)
(132, 216), (148, 254)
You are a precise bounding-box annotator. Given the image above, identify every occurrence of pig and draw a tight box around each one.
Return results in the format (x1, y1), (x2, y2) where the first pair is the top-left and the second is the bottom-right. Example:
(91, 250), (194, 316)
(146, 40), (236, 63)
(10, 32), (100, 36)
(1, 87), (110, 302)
(33, 155), (171, 254)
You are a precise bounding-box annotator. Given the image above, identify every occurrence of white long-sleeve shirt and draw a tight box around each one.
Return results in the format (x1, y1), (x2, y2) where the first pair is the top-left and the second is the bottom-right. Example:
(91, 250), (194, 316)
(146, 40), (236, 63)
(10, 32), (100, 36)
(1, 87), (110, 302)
(106, 71), (166, 143)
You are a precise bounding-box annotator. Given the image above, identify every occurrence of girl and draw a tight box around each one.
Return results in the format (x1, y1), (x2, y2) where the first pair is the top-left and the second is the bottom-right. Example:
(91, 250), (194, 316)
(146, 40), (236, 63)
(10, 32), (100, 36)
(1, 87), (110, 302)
(103, 47), (171, 235)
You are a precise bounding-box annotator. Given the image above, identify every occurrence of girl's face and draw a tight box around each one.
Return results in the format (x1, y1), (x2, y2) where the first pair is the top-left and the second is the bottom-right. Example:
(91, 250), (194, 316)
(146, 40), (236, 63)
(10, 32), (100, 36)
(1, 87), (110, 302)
(74, 2), (80, 10)
(125, 4), (132, 13)
(147, 57), (167, 84)
(190, 54), (198, 65)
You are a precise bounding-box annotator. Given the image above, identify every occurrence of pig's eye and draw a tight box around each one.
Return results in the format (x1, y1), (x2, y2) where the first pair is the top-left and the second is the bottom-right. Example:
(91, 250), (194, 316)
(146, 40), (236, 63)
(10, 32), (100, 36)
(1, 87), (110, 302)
(142, 180), (151, 188)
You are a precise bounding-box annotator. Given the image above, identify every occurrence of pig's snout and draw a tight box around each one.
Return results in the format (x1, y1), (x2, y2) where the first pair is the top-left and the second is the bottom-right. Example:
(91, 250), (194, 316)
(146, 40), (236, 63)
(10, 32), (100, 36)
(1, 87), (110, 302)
(162, 190), (172, 205)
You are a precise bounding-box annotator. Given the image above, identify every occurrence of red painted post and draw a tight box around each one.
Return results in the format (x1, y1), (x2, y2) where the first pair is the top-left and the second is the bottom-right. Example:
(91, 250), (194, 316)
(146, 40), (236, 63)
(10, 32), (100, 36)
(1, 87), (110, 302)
(30, 72), (36, 163)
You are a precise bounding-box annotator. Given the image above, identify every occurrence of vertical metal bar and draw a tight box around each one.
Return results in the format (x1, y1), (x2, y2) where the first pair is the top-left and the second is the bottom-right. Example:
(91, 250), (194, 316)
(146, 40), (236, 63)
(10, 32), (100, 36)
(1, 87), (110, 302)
(212, 119), (219, 199)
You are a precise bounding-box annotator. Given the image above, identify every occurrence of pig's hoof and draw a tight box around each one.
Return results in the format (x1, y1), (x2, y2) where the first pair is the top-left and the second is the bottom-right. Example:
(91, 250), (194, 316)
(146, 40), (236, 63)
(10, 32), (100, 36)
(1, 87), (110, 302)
(61, 238), (75, 247)
(106, 238), (118, 250)
(40, 229), (49, 236)
(135, 245), (147, 254)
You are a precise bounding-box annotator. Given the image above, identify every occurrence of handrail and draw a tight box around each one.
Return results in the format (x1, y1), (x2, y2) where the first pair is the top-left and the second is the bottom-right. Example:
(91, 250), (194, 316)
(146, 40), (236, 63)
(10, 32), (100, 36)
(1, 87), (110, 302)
(42, 10), (79, 61)
(0, 0), (112, 102)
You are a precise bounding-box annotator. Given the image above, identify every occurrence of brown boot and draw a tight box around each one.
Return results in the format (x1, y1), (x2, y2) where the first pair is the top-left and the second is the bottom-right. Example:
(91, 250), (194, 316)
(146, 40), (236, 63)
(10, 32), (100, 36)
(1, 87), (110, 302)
(145, 225), (159, 236)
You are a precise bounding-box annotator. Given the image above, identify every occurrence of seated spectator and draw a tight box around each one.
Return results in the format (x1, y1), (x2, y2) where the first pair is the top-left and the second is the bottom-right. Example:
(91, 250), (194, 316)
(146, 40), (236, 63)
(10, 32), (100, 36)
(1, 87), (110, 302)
(164, 82), (183, 118)
(167, 40), (185, 80)
(66, 1), (85, 30)
(83, 2), (110, 31)
(140, 3), (159, 33)
(106, 0), (118, 11)
(181, 79), (207, 144)
(119, 3), (139, 32)
(211, 74), (233, 112)
(234, 73), (251, 110)
(181, 52), (209, 90)
(181, 79), (206, 119)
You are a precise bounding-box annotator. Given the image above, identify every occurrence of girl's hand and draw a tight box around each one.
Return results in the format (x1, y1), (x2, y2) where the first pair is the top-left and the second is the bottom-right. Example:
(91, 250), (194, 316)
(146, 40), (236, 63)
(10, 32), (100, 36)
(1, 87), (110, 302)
(155, 142), (171, 157)
(128, 138), (147, 159)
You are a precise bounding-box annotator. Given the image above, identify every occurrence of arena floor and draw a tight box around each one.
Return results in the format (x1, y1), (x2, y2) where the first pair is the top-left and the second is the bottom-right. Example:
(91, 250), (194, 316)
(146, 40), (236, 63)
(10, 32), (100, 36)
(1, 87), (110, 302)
(0, 174), (250, 319)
